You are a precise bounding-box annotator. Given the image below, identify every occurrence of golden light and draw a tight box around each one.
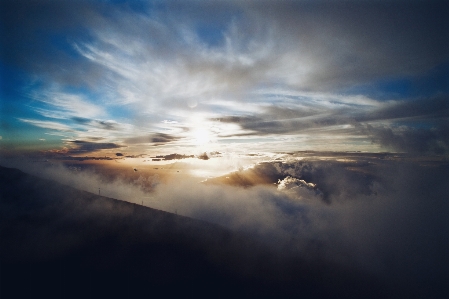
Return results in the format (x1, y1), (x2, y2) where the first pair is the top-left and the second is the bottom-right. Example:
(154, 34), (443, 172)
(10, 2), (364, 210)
(192, 128), (211, 145)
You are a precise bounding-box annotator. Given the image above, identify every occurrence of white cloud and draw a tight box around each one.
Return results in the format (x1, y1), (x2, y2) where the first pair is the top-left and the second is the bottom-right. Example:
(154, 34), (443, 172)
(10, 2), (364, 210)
(12, 1), (446, 154)
(31, 89), (104, 119)
(18, 118), (73, 132)
(277, 176), (323, 201)
(162, 120), (178, 124)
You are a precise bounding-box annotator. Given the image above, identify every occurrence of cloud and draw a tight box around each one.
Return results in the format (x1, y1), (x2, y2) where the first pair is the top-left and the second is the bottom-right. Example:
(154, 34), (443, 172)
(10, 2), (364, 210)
(217, 113), (349, 136)
(197, 152), (209, 160)
(212, 94), (449, 154)
(162, 120), (178, 124)
(3, 1), (448, 97)
(151, 155), (448, 297)
(1, 152), (447, 297)
(54, 140), (125, 155)
(71, 117), (124, 131)
(277, 176), (323, 201)
(0, 163), (395, 298)
(7, 1), (446, 98)
(1, 0), (448, 293)
(360, 122), (449, 155)
(124, 133), (181, 145)
(30, 89), (104, 119)
(153, 153), (194, 161)
(2, 1), (448, 153)
(18, 118), (73, 132)
(244, 1), (449, 90)
(355, 95), (449, 123)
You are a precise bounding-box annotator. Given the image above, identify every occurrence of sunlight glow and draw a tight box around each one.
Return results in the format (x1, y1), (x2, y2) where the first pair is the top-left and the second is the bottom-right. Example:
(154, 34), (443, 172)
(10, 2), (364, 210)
(192, 128), (212, 145)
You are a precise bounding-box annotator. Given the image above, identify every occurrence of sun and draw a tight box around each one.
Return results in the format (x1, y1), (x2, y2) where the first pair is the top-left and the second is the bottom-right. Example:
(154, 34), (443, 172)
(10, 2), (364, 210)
(192, 128), (212, 145)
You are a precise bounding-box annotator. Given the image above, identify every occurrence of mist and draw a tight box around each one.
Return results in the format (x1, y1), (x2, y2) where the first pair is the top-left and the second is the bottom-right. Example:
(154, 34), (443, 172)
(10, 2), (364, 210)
(1, 154), (448, 297)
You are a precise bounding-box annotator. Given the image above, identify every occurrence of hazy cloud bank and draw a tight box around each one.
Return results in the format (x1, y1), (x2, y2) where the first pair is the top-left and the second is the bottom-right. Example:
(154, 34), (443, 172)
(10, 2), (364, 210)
(1, 154), (447, 297)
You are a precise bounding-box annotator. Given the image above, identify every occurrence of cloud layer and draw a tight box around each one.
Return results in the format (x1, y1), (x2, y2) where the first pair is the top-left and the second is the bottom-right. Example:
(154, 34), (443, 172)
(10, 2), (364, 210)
(2, 152), (447, 297)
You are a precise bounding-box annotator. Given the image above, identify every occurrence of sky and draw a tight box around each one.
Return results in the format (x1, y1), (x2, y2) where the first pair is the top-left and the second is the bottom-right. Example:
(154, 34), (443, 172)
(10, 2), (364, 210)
(1, 2), (448, 296)
(0, 0), (448, 158)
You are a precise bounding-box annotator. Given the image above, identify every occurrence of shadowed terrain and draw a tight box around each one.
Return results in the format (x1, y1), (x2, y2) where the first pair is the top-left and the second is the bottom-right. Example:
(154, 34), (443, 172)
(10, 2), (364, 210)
(1, 165), (392, 298)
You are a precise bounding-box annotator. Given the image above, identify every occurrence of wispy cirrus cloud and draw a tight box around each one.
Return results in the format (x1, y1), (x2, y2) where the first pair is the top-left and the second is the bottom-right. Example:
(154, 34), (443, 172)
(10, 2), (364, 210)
(1, 1), (448, 154)
(30, 89), (104, 119)
(18, 118), (73, 132)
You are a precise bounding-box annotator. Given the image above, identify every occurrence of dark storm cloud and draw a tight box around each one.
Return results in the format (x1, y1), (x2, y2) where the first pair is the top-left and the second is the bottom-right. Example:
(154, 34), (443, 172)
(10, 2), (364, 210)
(124, 133), (181, 145)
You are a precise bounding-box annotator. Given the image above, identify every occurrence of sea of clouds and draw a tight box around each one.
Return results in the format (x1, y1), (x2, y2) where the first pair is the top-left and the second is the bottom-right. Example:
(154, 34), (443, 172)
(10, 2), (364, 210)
(1, 154), (448, 297)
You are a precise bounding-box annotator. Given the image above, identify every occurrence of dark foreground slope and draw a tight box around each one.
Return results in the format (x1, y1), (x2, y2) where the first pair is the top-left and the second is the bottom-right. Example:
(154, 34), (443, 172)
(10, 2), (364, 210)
(1, 166), (387, 299)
